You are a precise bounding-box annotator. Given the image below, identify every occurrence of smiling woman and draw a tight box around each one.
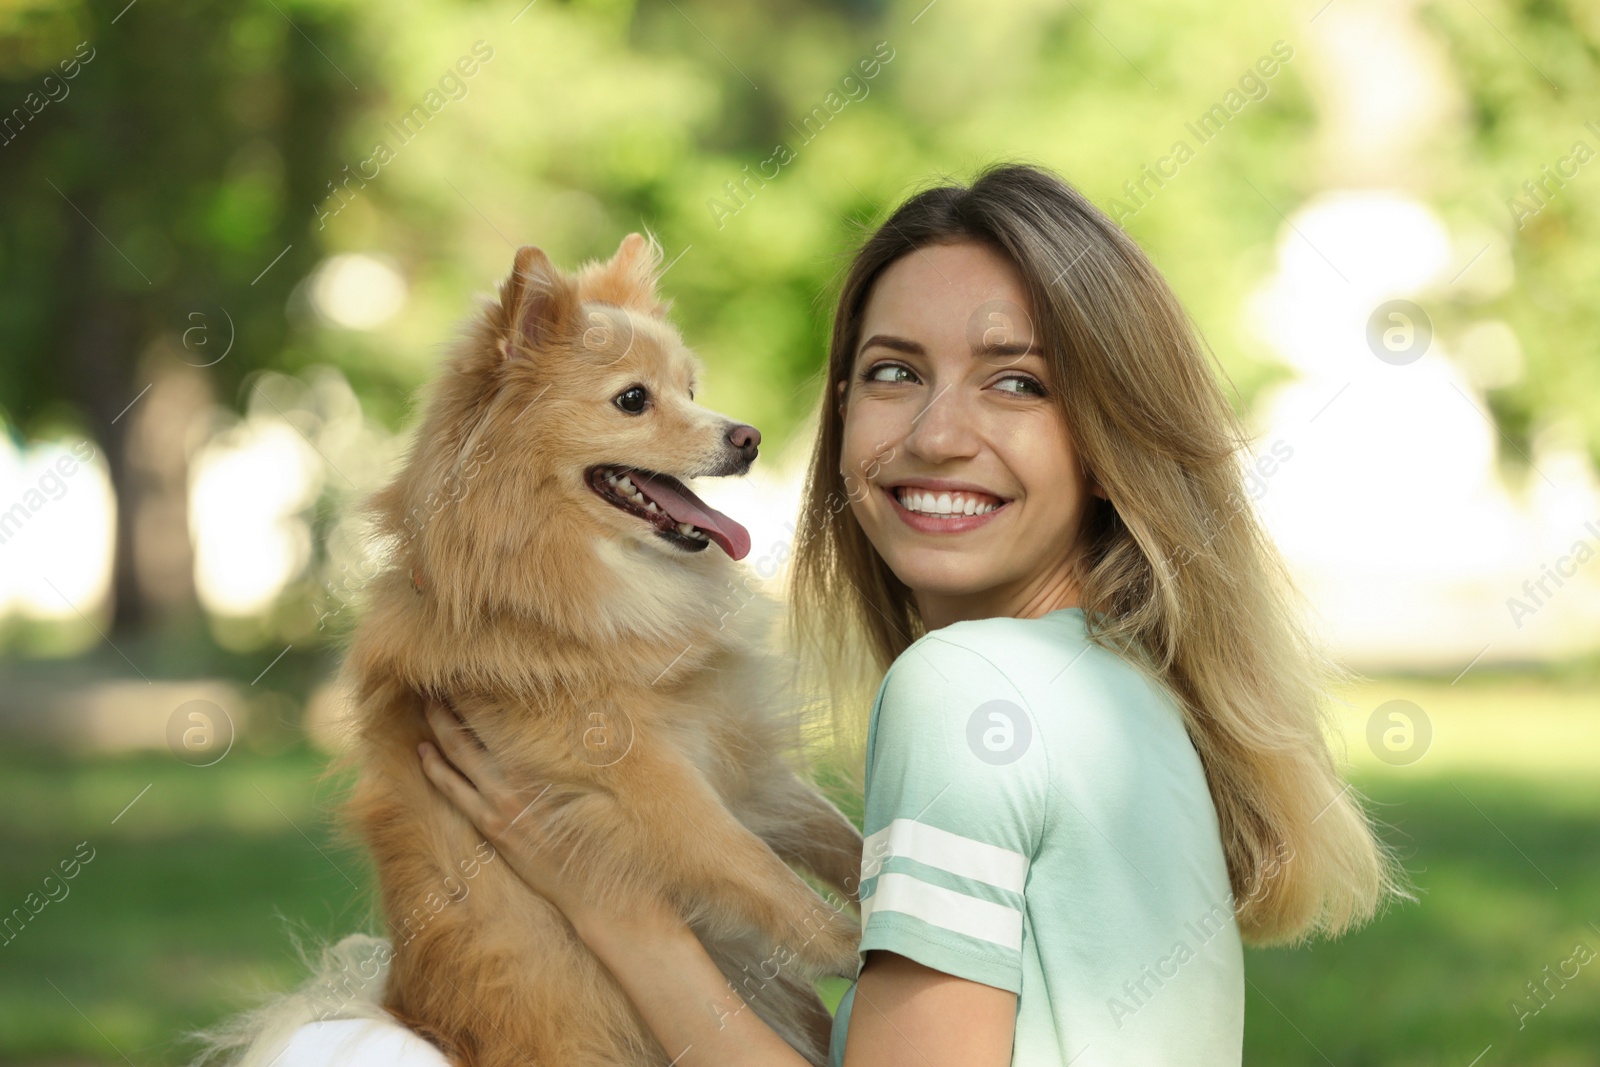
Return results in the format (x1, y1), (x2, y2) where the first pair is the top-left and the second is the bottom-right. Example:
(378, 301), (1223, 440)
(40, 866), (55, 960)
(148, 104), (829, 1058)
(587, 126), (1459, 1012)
(786, 161), (1412, 1065)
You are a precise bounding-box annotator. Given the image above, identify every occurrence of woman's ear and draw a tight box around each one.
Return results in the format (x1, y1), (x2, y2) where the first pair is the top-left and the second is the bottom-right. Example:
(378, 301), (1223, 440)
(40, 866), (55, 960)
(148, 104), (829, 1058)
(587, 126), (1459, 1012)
(1086, 467), (1109, 500)
(835, 378), (847, 417)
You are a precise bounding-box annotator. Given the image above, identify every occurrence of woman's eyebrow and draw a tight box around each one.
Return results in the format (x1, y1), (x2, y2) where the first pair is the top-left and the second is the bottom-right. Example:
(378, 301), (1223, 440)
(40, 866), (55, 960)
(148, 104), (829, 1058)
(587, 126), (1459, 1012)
(858, 333), (924, 357)
(858, 333), (1043, 358)
(977, 339), (1044, 358)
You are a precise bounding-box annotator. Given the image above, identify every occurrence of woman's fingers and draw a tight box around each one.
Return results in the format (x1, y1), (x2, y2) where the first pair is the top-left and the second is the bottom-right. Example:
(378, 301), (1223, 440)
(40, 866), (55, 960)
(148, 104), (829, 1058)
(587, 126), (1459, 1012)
(415, 708), (597, 912)
(420, 697), (539, 843)
(440, 696), (490, 752)
(418, 741), (493, 828)
(424, 697), (497, 785)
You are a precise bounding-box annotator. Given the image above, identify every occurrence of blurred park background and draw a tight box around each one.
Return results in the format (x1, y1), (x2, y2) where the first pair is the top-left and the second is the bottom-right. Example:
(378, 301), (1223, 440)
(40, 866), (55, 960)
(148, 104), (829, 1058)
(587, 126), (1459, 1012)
(2, 0), (1598, 1062)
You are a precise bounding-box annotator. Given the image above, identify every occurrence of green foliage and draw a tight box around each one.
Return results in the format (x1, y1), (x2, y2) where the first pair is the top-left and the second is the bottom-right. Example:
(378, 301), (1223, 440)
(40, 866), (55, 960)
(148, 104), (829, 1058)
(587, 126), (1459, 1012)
(3, 0), (1598, 454)
(0, 0), (359, 423)
(1421, 0), (1600, 470)
(4, 0), (1598, 639)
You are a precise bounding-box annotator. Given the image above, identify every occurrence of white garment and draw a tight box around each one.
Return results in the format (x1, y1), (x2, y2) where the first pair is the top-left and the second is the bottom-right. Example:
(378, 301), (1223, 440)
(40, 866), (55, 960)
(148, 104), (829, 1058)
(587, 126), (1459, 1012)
(276, 1018), (452, 1067)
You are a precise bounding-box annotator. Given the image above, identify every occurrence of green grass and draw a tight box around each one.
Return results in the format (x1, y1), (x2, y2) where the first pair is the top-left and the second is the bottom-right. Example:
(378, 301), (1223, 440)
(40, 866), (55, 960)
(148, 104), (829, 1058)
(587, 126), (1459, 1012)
(2, 672), (1597, 1066)
(0, 747), (380, 1066)
(1242, 771), (1600, 1066)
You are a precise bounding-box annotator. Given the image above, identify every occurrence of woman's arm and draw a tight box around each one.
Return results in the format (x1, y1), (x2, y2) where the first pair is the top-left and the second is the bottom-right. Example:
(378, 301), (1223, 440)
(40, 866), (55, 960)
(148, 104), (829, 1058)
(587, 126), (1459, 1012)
(570, 896), (1017, 1067)
(843, 951), (1018, 1066)
(418, 697), (1017, 1067)
(562, 893), (811, 1067)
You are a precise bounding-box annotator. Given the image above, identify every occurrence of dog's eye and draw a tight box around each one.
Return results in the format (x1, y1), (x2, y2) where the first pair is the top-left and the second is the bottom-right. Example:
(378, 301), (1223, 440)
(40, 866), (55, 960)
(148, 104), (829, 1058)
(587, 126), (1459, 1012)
(615, 386), (649, 414)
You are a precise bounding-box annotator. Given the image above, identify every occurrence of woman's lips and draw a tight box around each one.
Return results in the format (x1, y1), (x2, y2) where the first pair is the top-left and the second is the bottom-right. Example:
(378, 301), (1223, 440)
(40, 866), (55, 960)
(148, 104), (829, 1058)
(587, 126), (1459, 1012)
(882, 485), (1009, 533)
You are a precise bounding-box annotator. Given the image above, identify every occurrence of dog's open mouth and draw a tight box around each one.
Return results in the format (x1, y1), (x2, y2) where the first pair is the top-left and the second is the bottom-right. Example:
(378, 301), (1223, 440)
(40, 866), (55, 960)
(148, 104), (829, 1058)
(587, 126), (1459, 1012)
(586, 466), (753, 561)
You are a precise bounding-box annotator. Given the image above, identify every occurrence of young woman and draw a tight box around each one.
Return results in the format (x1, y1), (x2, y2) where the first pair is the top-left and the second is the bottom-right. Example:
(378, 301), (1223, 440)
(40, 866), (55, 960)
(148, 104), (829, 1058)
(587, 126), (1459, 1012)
(415, 162), (1406, 1066)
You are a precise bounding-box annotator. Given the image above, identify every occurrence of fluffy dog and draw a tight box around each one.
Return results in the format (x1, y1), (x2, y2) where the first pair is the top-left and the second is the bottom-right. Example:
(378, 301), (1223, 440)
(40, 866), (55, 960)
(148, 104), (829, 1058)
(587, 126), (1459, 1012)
(333, 233), (862, 1067)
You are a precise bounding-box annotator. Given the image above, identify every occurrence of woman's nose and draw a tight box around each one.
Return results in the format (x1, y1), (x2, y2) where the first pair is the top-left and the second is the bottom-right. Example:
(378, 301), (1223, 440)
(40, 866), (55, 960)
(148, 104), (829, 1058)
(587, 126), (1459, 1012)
(903, 387), (979, 462)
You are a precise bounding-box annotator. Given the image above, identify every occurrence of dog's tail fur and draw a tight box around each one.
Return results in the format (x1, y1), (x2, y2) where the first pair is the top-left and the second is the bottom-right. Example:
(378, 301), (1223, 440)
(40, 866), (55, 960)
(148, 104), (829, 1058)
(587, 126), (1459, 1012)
(187, 934), (397, 1067)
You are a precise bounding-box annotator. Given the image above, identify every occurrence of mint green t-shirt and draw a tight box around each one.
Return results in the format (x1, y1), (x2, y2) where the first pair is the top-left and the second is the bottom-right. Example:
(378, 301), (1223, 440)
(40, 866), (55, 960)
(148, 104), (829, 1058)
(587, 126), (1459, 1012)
(827, 608), (1244, 1066)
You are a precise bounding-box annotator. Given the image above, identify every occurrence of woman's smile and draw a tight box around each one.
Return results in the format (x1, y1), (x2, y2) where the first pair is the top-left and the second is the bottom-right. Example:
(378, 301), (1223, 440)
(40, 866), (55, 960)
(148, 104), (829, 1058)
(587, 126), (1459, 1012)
(881, 479), (1012, 534)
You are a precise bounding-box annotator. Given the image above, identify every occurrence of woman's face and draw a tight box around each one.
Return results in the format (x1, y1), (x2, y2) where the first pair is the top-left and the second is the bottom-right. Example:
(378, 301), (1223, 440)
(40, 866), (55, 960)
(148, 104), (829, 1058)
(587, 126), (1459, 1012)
(839, 240), (1104, 625)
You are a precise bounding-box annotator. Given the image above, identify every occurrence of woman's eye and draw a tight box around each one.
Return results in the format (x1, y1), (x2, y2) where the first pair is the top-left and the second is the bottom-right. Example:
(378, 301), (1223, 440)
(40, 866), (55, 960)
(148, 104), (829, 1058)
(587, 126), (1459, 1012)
(615, 385), (649, 414)
(864, 363), (918, 384)
(994, 375), (1046, 397)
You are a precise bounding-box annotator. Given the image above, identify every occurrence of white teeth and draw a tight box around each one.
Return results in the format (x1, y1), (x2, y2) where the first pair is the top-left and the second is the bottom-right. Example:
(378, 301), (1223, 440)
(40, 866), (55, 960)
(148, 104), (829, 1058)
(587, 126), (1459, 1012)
(603, 470), (636, 504)
(600, 469), (708, 543)
(895, 487), (1001, 517)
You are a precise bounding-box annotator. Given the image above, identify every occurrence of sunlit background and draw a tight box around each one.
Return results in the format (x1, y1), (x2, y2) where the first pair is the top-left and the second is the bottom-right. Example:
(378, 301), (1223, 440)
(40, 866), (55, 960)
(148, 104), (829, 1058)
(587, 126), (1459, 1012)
(2, 0), (1597, 1063)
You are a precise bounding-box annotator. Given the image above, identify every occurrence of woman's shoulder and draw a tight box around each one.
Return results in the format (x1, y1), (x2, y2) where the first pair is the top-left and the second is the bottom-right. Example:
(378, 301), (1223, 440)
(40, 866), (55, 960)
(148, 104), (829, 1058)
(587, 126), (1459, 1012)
(892, 608), (1113, 692)
(887, 608), (1185, 741)
(871, 608), (1126, 765)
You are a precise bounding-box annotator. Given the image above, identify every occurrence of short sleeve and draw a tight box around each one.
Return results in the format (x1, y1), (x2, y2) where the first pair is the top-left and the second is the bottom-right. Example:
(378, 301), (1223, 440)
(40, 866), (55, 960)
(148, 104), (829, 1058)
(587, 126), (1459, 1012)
(854, 628), (1050, 995)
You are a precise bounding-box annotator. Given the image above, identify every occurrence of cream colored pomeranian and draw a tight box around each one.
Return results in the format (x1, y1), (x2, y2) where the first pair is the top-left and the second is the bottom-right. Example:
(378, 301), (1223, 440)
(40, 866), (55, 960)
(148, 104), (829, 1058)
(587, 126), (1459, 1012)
(207, 234), (862, 1067)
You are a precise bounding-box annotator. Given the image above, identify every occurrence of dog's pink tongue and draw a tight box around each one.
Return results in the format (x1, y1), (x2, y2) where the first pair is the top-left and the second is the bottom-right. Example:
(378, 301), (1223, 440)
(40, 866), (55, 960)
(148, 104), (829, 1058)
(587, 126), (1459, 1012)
(630, 471), (752, 561)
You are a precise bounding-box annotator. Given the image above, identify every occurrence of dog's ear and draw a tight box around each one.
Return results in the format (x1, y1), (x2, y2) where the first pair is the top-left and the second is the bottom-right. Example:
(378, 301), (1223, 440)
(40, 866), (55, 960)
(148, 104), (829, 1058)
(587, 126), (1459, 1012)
(580, 232), (671, 318)
(496, 245), (582, 359)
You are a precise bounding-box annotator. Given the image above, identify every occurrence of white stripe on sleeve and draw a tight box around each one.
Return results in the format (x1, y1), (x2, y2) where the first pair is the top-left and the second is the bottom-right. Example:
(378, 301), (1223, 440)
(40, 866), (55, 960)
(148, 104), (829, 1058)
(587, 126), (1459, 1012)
(860, 817), (1030, 892)
(860, 872), (1025, 951)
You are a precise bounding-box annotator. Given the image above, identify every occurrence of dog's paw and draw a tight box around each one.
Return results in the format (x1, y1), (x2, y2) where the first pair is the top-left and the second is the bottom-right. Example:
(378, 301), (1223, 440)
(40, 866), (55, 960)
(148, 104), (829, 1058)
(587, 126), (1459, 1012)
(785, 904), (861, 979)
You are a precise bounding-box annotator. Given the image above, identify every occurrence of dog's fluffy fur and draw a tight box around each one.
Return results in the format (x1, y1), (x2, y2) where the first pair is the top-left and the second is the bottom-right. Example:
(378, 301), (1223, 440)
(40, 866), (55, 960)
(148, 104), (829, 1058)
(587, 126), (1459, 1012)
(203, 235), (863, 1067)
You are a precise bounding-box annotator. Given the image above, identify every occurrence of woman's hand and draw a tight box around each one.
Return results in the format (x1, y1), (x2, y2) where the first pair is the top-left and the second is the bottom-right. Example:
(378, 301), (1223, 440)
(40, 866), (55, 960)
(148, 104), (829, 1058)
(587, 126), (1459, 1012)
(419, 695), (825, 1067)
(417, 695), (615, 924)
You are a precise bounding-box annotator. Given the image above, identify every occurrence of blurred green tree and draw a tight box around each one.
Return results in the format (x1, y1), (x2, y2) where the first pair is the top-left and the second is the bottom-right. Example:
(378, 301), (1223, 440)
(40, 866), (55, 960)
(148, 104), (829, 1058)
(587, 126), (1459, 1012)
(1, 0), (1597, 649)
(0, 0), (360, 633)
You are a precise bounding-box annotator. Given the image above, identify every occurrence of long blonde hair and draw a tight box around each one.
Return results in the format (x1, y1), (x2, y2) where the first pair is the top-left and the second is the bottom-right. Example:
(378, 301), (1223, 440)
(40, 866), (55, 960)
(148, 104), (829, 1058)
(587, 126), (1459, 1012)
(789, 161), (1409, 947)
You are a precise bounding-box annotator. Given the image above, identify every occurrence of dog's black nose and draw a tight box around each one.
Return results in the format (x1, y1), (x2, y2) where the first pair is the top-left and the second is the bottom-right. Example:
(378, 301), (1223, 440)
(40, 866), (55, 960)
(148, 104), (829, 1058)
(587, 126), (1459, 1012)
(710, 421), (761, 475)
